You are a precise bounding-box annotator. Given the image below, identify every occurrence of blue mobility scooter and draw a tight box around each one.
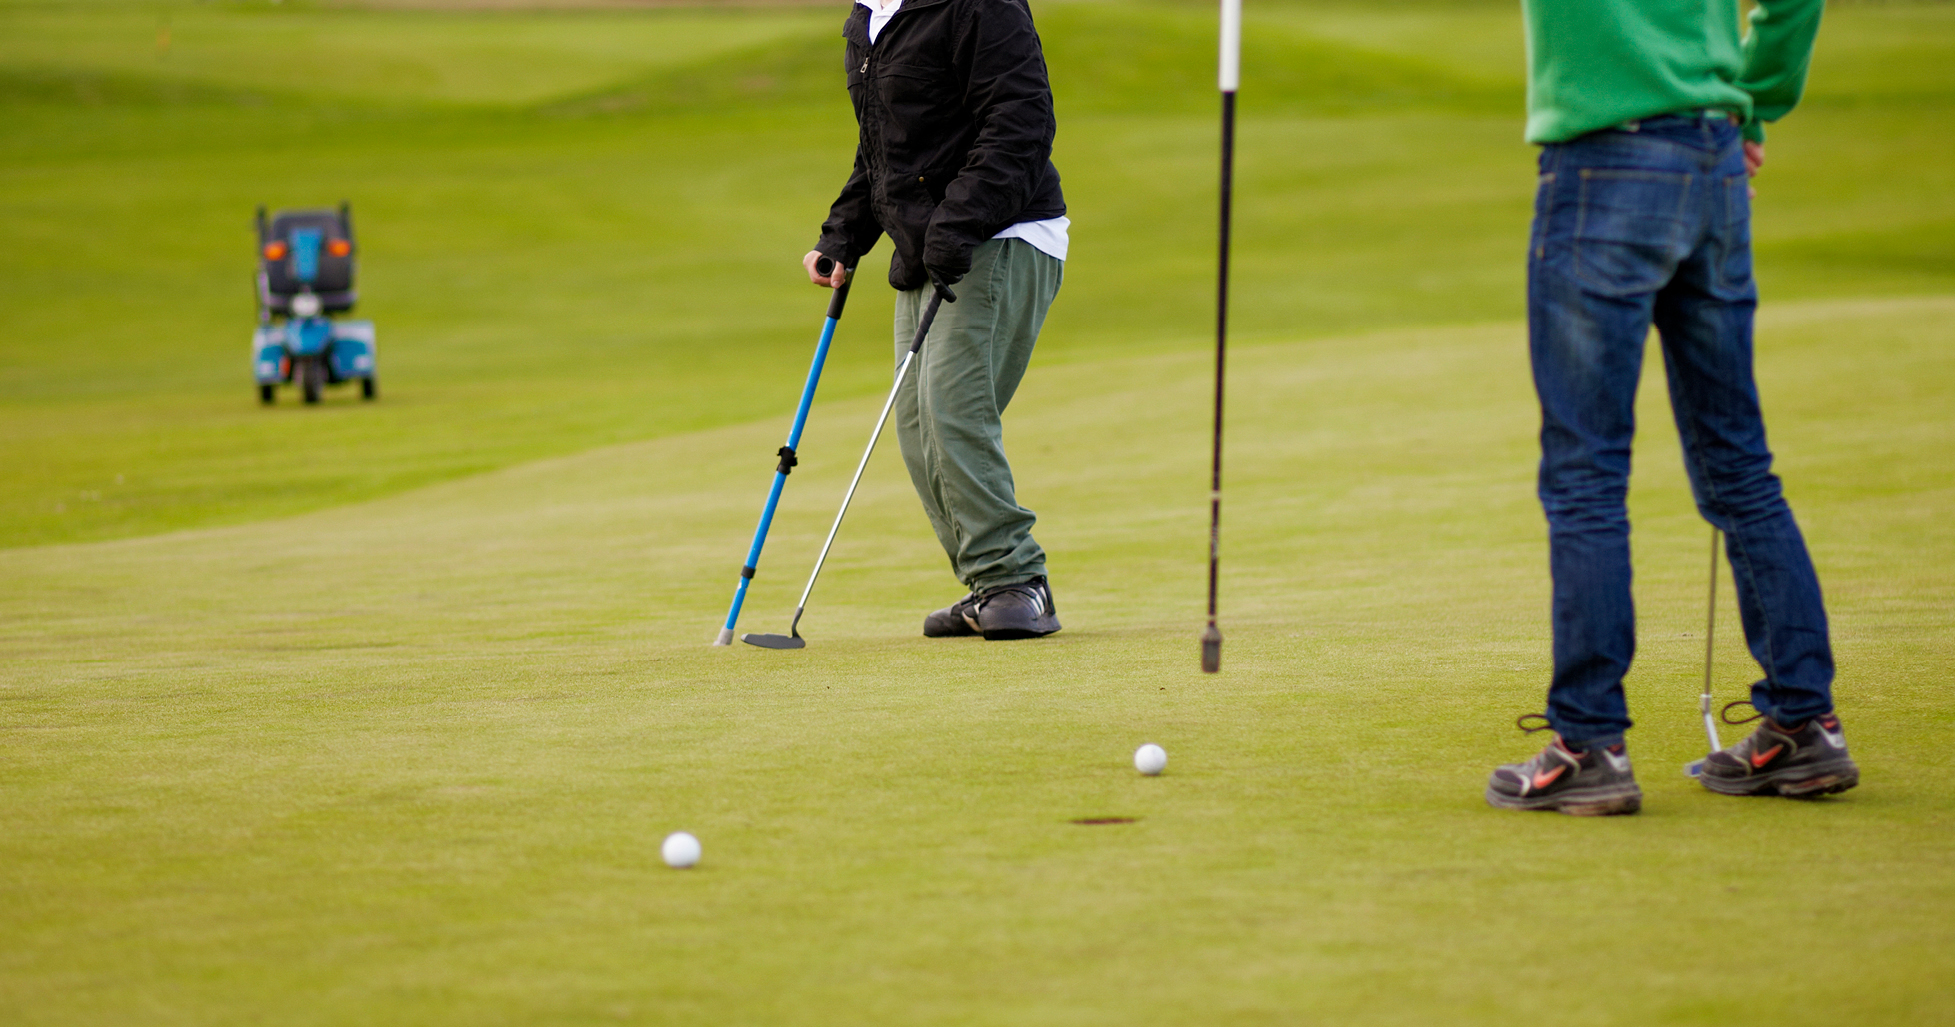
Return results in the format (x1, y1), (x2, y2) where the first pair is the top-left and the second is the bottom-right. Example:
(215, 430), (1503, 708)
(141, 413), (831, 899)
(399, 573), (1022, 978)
(253, 203), (376, 404)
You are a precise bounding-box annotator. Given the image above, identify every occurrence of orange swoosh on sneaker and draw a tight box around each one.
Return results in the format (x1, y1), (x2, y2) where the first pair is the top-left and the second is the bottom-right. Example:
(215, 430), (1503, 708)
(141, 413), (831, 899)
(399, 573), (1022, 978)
(1750, 744), (1784, 768)
(1531, 766), (1566, 790)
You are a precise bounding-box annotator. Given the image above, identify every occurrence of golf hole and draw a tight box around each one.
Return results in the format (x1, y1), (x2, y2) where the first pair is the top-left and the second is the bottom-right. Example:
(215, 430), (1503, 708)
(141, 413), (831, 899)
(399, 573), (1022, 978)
(1070, 817), (1138, 826)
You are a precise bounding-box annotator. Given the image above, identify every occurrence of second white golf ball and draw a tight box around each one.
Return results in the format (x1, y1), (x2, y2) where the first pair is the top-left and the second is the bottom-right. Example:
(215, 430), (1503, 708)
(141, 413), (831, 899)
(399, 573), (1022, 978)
(1134, 743), (1168, 776)
(662, 831), (701, 868)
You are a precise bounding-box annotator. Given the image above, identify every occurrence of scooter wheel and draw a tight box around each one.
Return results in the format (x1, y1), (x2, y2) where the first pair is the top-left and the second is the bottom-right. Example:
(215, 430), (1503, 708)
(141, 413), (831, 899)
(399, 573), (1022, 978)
(361, 376), (377, 400)
(259, 384), (276, 405)
(301, 359), (324, 404)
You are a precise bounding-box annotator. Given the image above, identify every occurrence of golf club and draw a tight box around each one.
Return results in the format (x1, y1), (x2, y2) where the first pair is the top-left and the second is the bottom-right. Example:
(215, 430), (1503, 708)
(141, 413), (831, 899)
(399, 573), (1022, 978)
(742, 280), (957, 649)
(1685, 527), (1724, 777)
(713, 257), (855, 646)
(1201, 0), (1241, 675)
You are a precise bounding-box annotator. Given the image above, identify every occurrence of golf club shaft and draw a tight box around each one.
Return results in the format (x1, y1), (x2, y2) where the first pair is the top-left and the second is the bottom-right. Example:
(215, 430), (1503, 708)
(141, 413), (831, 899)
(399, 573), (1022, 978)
(1203, 0), (1240, 675)
(1701, 526), (1723, 753)
(715, 266), (854, 645)
(790, 287), (951, 619)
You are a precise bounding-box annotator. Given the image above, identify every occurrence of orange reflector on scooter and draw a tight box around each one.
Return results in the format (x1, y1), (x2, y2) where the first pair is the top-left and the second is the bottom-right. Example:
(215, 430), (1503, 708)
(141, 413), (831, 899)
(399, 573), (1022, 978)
(326, 239), (351, 257)
(263, 241), (288, 260)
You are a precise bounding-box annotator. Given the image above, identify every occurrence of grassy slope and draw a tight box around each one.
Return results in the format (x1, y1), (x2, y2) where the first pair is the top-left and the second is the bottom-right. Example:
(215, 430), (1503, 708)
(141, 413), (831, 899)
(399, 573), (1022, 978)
(2, 1), (1951, 546)
(3, 296), (1951, 1024)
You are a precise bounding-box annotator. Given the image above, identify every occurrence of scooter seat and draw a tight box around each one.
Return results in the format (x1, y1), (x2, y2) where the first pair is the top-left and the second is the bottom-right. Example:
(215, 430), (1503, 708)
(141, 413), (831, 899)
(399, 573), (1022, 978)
(259, 288), (357, 315)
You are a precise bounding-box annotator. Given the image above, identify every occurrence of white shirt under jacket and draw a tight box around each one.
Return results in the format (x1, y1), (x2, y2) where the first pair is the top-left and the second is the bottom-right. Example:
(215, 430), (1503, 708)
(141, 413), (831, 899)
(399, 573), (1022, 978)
(856, 0), (1070, 262)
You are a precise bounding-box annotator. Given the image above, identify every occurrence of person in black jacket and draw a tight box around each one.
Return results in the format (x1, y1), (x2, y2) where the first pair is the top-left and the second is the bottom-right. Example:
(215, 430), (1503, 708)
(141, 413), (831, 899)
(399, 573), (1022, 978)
(806, 0), (1067, 640)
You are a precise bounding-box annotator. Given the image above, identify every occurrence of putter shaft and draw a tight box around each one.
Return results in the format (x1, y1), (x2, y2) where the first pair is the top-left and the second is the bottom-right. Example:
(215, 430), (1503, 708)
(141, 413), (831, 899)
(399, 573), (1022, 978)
(1701, 526), (1723, 753)
(715, 263), (853, 645)
(1686, 526), (1724, 777)
(746, 285), (953, 648)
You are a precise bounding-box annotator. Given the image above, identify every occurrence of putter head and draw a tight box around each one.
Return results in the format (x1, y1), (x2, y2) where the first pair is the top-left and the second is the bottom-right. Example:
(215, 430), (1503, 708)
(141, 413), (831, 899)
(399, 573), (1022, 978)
(1683, 757), (1707, 778)
(740, 632), (805, 650)
(1200, 625), (1222, 674)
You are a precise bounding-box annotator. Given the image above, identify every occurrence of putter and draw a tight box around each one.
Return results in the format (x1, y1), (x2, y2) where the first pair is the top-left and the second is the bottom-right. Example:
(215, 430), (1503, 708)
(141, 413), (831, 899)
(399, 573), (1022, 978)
(743, 281), (957, 649)
(1684, 527), (1725, 777)
(713, 257), (855, 646)
(1201, 0), (1241, 674)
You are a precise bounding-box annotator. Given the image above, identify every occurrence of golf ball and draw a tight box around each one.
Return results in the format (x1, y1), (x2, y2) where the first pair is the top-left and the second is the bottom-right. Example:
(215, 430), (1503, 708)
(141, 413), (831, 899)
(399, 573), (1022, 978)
(1134, 743), (1168, 776)
(661, 831), (701, 868)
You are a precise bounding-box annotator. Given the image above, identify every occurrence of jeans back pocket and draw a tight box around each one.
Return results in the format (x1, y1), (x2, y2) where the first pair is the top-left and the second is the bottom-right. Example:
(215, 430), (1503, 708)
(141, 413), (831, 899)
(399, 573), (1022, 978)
(1574, 169), (1691, 296)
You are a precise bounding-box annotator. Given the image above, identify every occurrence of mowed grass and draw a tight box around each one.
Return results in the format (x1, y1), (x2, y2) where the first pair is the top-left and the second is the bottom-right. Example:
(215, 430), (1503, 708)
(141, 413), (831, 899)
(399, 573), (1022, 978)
(4, 296), (1952, 1024)
(2, 0), (1952, 545)
(3, 0), (1954, 1023)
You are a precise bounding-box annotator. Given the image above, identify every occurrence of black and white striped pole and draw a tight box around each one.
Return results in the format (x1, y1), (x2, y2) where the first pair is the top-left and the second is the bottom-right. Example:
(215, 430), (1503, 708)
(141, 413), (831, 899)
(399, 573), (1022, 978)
(1201, 0), (1240, 675)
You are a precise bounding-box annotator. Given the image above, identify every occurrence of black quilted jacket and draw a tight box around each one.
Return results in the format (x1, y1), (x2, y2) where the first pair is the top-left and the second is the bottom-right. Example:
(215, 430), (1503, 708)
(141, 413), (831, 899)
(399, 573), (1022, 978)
(813, 0), (1066, 292)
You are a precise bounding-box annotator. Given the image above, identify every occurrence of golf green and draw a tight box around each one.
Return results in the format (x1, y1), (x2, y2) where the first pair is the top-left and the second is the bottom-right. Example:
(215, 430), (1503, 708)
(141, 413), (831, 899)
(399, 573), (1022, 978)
(3, 2), (1952, 1023)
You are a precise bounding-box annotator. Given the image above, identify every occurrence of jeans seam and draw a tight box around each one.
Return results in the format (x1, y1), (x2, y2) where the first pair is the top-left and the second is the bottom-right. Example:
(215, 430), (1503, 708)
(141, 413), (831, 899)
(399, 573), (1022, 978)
(1728, 527), (1783, 699)
(1714, 175), (1749, 295)
(1531, 172), (1555, 261)
(1675, 392), (1784, 700)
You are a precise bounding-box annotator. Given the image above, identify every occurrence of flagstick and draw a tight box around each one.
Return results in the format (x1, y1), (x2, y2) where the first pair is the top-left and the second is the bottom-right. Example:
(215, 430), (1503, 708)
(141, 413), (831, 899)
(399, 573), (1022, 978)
(1202, 0), (1241, 675)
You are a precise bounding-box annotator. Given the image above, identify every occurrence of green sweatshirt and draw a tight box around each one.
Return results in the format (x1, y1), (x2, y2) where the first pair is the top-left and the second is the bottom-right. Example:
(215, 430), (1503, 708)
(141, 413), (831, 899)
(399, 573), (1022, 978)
(1522, 0), (1825, 144)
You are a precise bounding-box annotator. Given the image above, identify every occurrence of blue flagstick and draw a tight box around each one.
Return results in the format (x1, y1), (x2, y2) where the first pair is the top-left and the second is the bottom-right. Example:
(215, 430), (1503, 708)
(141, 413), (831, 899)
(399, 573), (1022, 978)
(714, 260), (854, 645)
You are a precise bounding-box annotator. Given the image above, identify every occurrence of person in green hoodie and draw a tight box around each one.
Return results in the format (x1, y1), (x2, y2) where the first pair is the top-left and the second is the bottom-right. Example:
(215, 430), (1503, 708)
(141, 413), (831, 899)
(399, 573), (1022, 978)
(1484, 0), (1861, 816)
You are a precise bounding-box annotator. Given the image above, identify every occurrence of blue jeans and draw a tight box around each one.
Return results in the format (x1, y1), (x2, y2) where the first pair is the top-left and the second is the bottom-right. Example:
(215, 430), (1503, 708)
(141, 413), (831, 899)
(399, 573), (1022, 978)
(1528, 114), (1835, 748)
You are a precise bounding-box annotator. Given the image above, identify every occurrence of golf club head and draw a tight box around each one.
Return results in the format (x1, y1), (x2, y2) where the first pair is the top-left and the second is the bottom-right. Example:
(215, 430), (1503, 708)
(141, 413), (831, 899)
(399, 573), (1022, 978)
(1200, 624), (1222, 673)
(740, 632), (805, 650)
(1683, 757), (1707, 778)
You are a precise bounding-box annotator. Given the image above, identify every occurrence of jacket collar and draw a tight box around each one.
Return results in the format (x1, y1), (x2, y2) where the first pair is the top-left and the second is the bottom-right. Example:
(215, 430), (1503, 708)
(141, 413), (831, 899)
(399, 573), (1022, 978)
(844, 0), (952, 44)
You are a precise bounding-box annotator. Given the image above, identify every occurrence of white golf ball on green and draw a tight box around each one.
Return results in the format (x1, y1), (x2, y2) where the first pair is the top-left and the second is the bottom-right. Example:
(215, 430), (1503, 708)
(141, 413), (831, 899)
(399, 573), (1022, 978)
(662, 831), (701, 868)
(1134, 743), (1167, 776)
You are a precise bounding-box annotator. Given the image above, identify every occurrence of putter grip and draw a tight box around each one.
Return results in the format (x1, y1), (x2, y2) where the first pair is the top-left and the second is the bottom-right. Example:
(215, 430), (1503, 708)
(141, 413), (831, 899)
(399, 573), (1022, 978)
(823, 260), (855, 320)
(907, 287), (956, 354)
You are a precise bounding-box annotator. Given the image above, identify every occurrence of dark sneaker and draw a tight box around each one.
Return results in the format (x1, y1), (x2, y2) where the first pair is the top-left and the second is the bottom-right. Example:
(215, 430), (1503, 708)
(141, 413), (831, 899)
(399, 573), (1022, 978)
(1700, 708), (1858, 798)
(923, 592), (981, 637)
(974, 576), (1060, 641)
(1486, 719), (1641, 816)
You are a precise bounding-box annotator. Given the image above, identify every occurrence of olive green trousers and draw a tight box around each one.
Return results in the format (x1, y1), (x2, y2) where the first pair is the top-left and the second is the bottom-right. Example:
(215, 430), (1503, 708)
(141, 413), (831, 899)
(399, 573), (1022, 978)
(891, 238), (1063, 592)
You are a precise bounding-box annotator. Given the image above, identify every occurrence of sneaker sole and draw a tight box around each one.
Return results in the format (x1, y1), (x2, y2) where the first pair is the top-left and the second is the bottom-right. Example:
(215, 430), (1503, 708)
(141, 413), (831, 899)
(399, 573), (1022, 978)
(1485, 784), (1642, 817)
(1700, 759), (1860, 798)
(981, 625), (1059, 641)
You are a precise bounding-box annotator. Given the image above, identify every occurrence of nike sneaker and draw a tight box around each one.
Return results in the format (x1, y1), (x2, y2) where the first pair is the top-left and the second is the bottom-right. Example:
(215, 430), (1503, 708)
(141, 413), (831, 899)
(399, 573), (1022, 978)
(923, 592), (981, 637)
(974, 575), (1060, 641)
(1699, 709), (1858, 798)
(1486, 724), (1642, 816)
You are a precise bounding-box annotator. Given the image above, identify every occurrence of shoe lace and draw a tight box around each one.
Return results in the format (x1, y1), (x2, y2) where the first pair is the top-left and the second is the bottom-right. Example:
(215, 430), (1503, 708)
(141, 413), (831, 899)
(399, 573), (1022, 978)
(1515, 712), (1553, 734)
(1720, 700), (1764, 726)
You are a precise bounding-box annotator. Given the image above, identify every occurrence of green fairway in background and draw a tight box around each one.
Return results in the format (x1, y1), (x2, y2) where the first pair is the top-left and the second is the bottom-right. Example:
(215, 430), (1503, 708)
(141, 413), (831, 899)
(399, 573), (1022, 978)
(2, 1), (1953, 1023)
(2, 0), (1951, 545)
